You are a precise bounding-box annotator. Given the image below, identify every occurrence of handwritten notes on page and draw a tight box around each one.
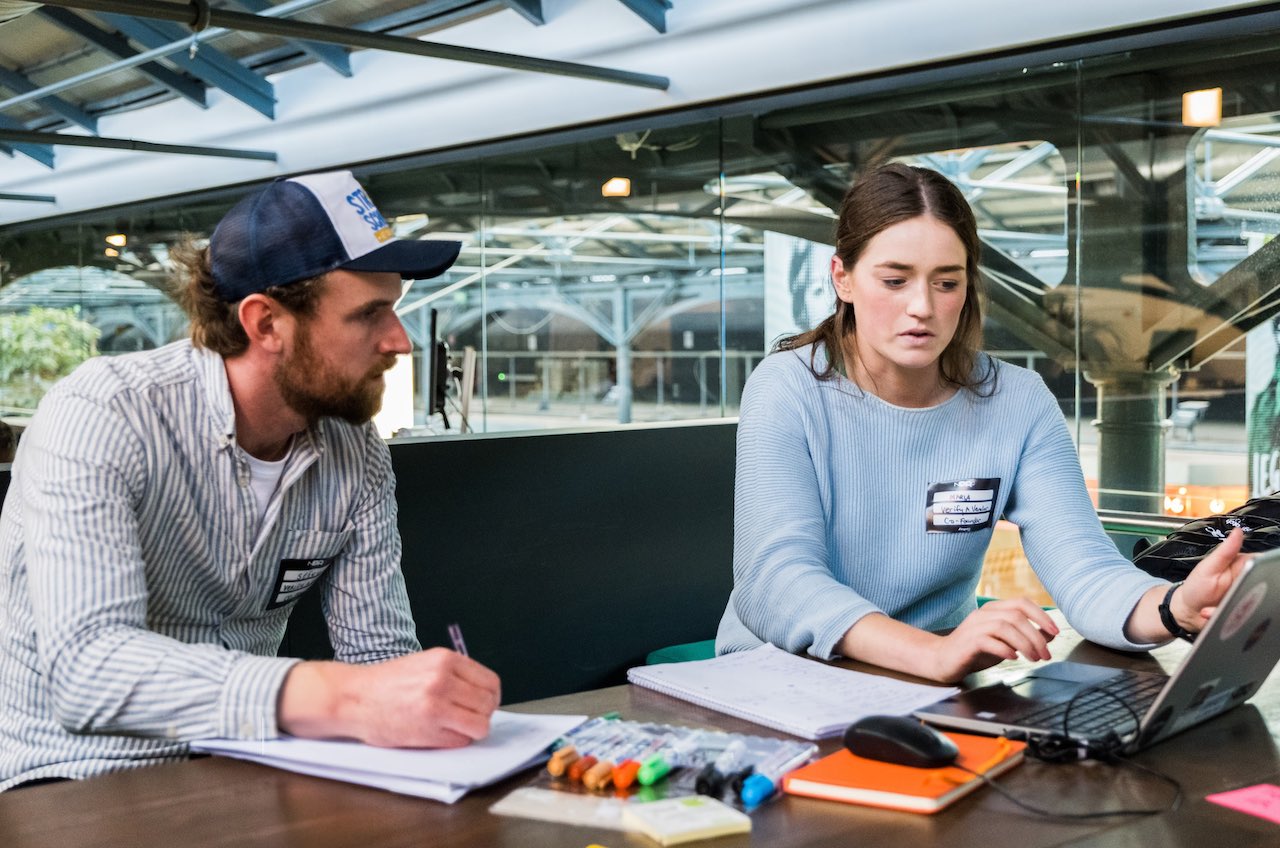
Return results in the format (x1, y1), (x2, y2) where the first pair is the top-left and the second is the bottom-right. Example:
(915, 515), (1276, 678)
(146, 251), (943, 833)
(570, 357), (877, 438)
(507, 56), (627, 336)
(628, 643), (958, 740)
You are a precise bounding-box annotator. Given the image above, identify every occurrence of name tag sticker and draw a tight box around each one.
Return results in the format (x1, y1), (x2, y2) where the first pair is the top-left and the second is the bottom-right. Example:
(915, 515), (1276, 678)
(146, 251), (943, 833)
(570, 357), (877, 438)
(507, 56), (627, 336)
(266, 557), (335, 610)
(926, 478), (1001, 533)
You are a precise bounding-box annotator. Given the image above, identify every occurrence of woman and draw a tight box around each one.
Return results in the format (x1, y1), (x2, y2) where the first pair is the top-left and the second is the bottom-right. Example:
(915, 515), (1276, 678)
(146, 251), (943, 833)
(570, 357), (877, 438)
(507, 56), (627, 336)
(716, 163), (1245, 682)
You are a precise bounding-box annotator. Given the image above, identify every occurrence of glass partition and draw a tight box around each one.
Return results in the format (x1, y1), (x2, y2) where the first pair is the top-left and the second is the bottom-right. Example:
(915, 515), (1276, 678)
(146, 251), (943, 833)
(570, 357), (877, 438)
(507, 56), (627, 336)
(3, 16), (1280, 527)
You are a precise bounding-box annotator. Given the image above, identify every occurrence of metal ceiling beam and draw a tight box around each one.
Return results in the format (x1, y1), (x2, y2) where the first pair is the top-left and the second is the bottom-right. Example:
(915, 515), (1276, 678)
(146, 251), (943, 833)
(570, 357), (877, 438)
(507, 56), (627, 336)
(614, 0), (670, 33)
(1, 0), (329, 116)
(0, 66), (98, 133)
(499, 0), (544, 26)
(0, 192), (56, 203)
(0, 127), (276, 160)
(0, 116), (54, 167)
(232, 0), (351, 77)
(36, 7), (208, 108)
(100, 13), (275, 117)
(38, 0), (670, 90)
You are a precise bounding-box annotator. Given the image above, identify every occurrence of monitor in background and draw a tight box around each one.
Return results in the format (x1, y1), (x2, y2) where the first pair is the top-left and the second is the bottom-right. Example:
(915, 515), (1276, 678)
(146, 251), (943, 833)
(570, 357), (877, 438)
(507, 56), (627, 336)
(426, 308), (453, 430)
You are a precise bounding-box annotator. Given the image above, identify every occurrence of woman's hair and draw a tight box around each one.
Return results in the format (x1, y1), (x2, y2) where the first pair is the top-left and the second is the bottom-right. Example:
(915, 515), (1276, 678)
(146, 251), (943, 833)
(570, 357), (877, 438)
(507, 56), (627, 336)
(777, 162), (994, 394)
(168, 238), (324, 356)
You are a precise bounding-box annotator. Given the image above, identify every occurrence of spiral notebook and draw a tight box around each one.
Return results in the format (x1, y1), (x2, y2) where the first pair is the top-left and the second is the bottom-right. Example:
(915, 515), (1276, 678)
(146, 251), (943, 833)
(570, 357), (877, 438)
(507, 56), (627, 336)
(627, 644), (958, 740)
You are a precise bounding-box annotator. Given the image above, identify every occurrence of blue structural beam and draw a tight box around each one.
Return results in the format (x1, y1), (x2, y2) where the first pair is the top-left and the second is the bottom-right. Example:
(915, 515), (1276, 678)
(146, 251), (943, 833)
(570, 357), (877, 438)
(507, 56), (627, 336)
(0, 66), (98, 133)
(99, 13), (275, 118)
(0, 115), (54, 168)
(500, 0), (544, 26)
(37, 8), (208, 109)
(232, 0), (352, 76)
(615, 0), (670, 33)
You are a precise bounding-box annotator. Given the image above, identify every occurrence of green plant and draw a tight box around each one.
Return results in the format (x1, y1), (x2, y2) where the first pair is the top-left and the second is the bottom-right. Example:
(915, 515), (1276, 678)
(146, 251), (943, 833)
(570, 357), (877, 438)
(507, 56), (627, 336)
(0, 307), (101, 414)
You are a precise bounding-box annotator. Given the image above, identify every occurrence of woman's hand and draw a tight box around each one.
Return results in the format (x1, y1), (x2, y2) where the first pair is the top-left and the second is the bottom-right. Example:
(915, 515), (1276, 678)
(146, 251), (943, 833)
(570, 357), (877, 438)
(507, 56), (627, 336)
(1125, 527), (1248, 643)
(839, 600), (1059, 684)
(930, 599), (1059, 681)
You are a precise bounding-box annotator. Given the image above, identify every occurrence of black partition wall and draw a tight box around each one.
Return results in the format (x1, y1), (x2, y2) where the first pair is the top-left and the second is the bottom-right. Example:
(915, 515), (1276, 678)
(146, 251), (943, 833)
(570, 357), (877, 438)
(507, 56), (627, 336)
(283, 421), (737, 703)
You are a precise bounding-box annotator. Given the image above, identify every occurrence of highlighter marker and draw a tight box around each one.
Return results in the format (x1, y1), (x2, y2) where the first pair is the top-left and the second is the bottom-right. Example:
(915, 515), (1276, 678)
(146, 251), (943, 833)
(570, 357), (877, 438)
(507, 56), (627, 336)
(696, 739), (747, 796)
(613, 735), (668, 789)
(636, 732), (702, 786)
(739, 746), (815, 808)
(547, 745), (579, 777)
(567, 754), (598, 783)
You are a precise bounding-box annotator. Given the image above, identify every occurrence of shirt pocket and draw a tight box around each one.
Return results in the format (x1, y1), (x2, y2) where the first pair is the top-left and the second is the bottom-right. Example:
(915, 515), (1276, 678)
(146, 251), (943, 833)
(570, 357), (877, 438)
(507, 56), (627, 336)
(263, 525), (354, 611)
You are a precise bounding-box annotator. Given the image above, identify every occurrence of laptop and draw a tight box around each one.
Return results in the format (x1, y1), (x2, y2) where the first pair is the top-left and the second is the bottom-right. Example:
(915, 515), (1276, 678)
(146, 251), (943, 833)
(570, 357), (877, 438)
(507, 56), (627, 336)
(913, 547), (1280, 754)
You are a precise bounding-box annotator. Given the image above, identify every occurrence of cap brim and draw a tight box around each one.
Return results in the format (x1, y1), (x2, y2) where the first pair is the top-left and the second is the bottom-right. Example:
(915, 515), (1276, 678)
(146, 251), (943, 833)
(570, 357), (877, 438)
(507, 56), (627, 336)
(342, 239), (461, 280)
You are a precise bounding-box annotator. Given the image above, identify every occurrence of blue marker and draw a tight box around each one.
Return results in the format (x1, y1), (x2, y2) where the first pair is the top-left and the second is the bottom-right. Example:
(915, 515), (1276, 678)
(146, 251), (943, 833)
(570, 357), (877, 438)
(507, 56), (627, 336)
(739, 745), (816, 808)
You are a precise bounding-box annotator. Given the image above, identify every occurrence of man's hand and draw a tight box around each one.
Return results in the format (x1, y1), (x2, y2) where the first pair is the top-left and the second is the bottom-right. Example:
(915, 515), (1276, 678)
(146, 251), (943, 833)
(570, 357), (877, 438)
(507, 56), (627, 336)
(278, 648), (501, 748)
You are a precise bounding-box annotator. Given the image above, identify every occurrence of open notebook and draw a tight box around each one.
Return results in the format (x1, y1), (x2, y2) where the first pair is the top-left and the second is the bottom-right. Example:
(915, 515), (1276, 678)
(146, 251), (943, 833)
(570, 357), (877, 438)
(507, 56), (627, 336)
(628, 643), (957, 740)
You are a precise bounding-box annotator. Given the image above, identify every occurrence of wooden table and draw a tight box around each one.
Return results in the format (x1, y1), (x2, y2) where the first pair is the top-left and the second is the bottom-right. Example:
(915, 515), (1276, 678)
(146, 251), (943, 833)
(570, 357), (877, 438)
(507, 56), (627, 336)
(4, 621), (1279, 848)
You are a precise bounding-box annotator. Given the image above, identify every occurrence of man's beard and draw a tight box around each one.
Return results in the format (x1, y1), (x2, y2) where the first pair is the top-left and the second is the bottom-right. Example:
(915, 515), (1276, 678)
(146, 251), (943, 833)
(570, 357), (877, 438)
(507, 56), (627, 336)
(274, 323), (396, 426)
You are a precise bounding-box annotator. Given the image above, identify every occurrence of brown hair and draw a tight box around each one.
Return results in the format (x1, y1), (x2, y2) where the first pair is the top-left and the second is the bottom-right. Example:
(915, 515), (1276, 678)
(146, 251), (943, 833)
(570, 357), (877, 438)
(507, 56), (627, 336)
(778, 162), (994, 394)
(168, 239), (324, 356)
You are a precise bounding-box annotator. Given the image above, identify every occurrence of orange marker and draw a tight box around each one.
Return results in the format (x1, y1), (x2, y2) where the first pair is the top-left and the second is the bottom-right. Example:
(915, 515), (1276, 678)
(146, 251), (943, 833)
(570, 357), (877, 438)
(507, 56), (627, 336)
(547, 745), (580, 777)
(567, 754), (598, 783)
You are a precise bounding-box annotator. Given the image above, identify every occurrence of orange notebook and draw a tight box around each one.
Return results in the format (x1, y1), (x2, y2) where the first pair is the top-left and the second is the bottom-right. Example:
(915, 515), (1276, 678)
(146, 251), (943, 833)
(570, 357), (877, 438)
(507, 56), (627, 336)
(782, 732), (1025, 814)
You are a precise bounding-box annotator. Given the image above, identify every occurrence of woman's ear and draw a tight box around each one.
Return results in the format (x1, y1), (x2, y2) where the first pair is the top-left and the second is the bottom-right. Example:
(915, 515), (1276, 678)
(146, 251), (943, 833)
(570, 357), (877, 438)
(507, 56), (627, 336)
(238, 294), (289, 355)
(831, 254), (854, 303)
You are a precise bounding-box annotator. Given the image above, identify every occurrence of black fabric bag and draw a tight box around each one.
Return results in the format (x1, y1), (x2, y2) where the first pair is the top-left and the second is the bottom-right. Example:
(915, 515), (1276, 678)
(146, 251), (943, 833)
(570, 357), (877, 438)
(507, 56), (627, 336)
(1131, 496), (1280, 582)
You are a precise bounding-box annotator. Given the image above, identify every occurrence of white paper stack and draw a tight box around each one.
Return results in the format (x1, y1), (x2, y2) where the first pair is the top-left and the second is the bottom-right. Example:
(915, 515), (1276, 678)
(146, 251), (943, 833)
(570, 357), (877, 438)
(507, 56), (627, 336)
(191, 710), (586, 803)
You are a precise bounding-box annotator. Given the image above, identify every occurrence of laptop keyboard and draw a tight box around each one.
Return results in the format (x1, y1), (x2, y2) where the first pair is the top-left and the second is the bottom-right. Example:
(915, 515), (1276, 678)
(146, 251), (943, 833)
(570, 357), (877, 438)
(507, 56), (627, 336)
(1010, 671), (1167, 738)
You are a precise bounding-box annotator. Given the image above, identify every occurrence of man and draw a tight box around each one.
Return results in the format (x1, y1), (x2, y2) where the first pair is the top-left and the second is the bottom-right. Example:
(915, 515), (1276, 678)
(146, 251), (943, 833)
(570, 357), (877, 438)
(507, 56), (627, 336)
(0, 171), (500, 791)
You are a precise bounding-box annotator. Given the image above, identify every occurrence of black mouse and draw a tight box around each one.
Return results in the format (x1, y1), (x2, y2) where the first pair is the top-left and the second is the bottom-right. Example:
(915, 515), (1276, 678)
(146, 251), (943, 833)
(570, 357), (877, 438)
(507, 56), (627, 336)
(842, 715), (959, 768)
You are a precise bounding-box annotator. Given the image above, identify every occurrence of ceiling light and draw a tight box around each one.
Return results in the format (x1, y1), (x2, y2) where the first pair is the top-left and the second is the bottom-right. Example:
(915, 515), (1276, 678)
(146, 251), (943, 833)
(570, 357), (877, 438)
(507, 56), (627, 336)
(1182, 88), (1222, 127)
(105, 233), (127, 247)
(601, 177), (631, 198)
(104, 247), (120, 258)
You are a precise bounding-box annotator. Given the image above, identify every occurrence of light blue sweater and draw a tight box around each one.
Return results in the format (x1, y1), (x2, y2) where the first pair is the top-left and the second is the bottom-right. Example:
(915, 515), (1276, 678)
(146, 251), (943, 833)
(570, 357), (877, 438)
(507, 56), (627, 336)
(716, 344), (1166, 659)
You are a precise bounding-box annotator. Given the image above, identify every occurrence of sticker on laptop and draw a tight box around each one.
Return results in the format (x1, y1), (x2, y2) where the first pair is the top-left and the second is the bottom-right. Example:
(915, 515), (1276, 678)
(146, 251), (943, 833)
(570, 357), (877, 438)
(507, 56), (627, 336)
(266, 557), (335, 610)
(1220, 581), (1267, 641)
(926, 478), (1001, 533)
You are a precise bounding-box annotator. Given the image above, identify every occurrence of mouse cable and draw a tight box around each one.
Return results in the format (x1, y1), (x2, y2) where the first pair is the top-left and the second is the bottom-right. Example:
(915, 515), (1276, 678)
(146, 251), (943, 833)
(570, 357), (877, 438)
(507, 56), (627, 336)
(953, 685), (1182, 820)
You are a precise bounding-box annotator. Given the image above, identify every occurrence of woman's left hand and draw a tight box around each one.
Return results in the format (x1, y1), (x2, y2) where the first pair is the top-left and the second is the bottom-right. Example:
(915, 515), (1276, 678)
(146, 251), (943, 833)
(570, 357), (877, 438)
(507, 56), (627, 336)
(1172, 526), (1248, 630)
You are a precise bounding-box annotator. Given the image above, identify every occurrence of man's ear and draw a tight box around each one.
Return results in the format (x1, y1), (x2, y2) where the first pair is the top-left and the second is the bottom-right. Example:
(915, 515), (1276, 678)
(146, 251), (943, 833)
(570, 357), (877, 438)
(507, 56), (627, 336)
(238, 294), (290, 355)
(831, 254), (854, 303)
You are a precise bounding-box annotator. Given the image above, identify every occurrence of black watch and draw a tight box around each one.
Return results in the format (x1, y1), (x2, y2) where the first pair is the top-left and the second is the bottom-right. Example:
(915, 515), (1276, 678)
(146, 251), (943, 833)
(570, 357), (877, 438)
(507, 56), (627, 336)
(1158, 582), (1196, 643)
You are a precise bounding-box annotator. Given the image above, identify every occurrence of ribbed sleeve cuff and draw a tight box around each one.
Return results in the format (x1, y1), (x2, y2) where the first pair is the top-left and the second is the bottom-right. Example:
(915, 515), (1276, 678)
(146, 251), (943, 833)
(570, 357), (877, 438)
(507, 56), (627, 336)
(216, 655), (301, 740)
(811, 601), (880, 660)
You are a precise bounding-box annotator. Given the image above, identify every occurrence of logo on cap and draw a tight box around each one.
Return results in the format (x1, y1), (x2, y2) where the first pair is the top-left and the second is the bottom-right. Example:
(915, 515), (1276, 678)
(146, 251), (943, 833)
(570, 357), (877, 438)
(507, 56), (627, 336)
(346, 188), (393, 243)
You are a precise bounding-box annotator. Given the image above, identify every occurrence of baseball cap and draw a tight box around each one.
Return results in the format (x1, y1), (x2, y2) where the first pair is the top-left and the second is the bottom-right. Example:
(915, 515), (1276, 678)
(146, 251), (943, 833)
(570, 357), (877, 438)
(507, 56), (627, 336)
(208, 170), (461, 301)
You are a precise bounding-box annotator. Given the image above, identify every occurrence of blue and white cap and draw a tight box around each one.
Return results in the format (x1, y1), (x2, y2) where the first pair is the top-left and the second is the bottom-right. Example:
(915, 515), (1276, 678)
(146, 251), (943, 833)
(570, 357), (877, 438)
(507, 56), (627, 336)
(209, 170), (461, 302)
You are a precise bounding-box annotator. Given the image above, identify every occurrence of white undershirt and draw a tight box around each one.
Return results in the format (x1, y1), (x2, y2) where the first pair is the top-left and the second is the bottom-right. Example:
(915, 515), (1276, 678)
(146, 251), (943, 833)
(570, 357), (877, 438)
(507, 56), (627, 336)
(244, 448), (289, 525)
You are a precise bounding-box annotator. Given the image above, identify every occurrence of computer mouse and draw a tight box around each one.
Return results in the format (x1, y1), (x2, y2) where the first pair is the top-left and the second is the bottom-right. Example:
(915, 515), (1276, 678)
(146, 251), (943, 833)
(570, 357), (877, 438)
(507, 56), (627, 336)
(842, 715), (959, 768)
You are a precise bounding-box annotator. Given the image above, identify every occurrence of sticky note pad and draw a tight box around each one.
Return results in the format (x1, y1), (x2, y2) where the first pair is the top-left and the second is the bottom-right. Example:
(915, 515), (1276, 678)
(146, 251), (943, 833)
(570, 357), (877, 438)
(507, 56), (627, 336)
(1206, 783), (1280, 824)
(621, 796), (751, 846)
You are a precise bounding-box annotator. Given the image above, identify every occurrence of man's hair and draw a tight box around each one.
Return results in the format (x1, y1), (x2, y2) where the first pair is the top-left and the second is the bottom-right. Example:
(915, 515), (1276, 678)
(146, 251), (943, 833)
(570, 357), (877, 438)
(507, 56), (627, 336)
(168, 238), (325, 356)
(777, 162), (994, 395)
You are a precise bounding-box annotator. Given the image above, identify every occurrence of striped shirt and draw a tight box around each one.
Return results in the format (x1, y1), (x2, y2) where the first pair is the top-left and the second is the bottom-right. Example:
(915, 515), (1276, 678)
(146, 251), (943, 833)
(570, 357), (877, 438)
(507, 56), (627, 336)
(716, 344), (1165, 659)
(0, 340), (419, 790)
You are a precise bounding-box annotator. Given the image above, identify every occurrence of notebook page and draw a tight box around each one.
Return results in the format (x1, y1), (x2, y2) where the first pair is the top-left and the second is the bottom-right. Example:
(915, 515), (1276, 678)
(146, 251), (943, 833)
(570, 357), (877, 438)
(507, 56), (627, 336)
(628, 644), (957, 739)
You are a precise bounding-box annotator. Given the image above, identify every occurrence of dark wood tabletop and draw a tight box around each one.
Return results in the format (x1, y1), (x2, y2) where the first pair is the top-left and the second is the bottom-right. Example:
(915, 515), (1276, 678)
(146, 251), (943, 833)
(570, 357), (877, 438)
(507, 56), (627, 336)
(3, 620), (1279, 848)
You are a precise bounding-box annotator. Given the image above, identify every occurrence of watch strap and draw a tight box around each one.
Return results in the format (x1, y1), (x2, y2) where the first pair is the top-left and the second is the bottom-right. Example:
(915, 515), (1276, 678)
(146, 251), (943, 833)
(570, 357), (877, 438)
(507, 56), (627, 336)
(1158, 581), (1196, 642)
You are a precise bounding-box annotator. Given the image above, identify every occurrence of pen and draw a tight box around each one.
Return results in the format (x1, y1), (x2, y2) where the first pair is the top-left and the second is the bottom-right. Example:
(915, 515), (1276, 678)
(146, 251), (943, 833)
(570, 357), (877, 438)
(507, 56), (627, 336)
(447, 622), (468, 657)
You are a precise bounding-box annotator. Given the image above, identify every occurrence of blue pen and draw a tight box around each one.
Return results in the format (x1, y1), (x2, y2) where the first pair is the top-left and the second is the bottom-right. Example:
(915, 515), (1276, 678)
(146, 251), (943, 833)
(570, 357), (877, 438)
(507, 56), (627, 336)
(739, 744), (816, 807)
